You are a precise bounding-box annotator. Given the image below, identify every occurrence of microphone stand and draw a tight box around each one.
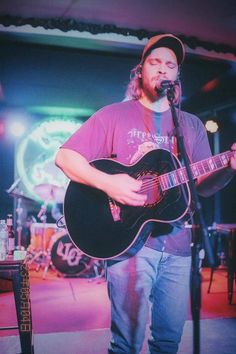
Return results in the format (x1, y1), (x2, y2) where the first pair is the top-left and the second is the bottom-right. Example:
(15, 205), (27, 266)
(166, 86), (215, 354)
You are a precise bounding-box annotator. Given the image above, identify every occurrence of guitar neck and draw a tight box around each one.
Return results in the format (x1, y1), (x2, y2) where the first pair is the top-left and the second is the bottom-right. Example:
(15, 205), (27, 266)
(160, 151), (232, 191)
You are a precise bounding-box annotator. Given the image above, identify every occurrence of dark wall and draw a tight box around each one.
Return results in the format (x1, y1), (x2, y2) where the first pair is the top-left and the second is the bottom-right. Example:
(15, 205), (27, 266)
(0, 39), (138, 110)
(0, 133), (14, 219)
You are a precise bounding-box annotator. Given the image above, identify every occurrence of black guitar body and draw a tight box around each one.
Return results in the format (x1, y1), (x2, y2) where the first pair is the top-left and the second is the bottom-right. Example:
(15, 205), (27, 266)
(64, 149), (190, 259)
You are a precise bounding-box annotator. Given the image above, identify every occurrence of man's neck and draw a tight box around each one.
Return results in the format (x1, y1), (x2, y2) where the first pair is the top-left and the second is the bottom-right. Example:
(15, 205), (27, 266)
(139, 95), (170, 113)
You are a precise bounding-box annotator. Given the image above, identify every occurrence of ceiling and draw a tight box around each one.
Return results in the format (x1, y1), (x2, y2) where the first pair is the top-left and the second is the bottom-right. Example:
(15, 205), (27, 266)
(0, 0), (236, 49)
(0, 0), (236, 122)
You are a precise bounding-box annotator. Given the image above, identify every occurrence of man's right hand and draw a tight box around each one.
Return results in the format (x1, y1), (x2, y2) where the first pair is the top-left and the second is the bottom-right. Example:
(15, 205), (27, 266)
(103, 173), (147, 206)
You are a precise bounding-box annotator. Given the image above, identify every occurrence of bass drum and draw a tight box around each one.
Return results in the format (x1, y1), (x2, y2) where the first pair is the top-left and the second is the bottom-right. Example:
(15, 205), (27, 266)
(50, 230), (92, 276)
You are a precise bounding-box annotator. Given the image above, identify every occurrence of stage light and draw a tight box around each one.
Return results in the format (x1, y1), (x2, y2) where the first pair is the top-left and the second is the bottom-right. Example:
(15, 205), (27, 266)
(202, 78), (220, 92)
(205, 120), (218, 133)
(8, 120), (26, 137)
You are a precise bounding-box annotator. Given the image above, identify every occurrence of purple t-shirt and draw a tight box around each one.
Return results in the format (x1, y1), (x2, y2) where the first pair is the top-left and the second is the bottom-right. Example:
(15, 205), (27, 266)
(62, 100), (212, 256)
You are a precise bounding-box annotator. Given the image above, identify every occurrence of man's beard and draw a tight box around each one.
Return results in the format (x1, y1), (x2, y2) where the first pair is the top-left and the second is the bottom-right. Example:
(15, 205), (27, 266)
(142, 84), (166, 101)
(155, 85), (167, 98)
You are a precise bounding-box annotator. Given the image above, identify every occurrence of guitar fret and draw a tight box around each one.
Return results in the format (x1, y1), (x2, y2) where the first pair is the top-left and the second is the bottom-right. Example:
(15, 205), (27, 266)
(169, 171), (177, 187)
(164, 175), (170, 189)
(196, 162), (205, 175)
(159, 177), (166, 190)
(175, 171), (182, 185)
(208, 158), (216, 170)
(177, 168), (186, 184)
(192, 165), (200, 178)
(219, 153), (230, 166)
(203, 160), (212, 173)
(159, 178), (164, 190)
(214, 156), (223, 168)
(166, 174), (172, 188)
(161, 175), (169, 190)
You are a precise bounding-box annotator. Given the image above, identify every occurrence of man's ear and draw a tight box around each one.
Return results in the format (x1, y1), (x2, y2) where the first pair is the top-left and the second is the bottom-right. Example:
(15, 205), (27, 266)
(136, 64), (142, 78)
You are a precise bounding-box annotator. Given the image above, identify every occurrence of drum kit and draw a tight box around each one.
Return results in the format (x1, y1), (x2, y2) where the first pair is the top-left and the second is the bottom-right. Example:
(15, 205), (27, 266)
(7, 183), (104, 280)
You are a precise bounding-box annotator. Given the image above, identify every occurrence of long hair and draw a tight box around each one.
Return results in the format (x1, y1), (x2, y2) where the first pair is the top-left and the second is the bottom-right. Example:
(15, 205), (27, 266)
(125, 63), (143, 100)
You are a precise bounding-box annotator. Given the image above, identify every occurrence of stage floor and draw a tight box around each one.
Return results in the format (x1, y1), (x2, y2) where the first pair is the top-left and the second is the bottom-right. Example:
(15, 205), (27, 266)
(0, 266), (236, 353)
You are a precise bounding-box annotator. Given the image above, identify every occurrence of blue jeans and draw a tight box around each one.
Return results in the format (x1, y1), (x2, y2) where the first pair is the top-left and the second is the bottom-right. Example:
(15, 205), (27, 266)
(106, 246), (191, 354)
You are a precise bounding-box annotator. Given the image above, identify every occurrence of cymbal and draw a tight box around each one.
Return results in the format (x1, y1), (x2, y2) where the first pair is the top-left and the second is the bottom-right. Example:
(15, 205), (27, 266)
(34, 184), (65, 203)
(8, 191), (35, 202)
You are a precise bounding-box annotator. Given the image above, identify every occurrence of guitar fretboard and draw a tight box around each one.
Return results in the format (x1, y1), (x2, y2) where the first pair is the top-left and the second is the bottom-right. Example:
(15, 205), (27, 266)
(160, 151), (232, 191)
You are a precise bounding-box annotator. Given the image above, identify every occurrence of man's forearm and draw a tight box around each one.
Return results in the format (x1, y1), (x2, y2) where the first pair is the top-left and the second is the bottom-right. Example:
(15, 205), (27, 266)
(55, 148), (146, 206)
(55, 148), (111, 191)
(197, 166), (235, 197)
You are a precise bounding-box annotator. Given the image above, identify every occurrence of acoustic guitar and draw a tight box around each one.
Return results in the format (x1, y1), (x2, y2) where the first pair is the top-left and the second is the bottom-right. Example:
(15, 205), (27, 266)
(63, 148), (232, 259)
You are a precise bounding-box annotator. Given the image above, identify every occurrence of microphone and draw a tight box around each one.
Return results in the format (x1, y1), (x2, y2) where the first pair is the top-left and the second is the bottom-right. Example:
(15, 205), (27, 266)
(160, 80), (179, 90)
(155, 80), (179, 96)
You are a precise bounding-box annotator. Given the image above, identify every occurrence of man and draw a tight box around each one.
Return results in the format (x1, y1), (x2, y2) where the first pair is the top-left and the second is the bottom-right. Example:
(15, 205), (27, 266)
(55, 34), (236, 353)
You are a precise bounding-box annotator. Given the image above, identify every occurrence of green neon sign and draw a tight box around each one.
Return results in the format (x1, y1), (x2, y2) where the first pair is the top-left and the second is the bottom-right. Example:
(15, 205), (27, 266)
(16, 117), (81, 202)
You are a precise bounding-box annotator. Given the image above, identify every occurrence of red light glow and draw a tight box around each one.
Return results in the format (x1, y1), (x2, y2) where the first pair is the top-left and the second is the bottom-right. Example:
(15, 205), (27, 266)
(202, 78), (220, 92)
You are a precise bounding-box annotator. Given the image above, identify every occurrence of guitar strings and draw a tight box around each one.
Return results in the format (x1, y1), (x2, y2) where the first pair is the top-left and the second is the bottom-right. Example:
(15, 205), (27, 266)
(138, 169), (185, 193)
(139, 176), (159, 193)
(138, 150), (233, 194)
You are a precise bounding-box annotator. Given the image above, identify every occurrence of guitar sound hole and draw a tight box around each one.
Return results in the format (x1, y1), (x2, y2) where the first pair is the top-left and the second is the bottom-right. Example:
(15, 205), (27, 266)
(139, 173), (163, 206)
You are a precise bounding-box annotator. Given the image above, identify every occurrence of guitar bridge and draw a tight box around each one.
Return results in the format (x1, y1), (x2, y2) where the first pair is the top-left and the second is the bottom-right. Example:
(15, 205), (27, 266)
(108, 198), (121, 222)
